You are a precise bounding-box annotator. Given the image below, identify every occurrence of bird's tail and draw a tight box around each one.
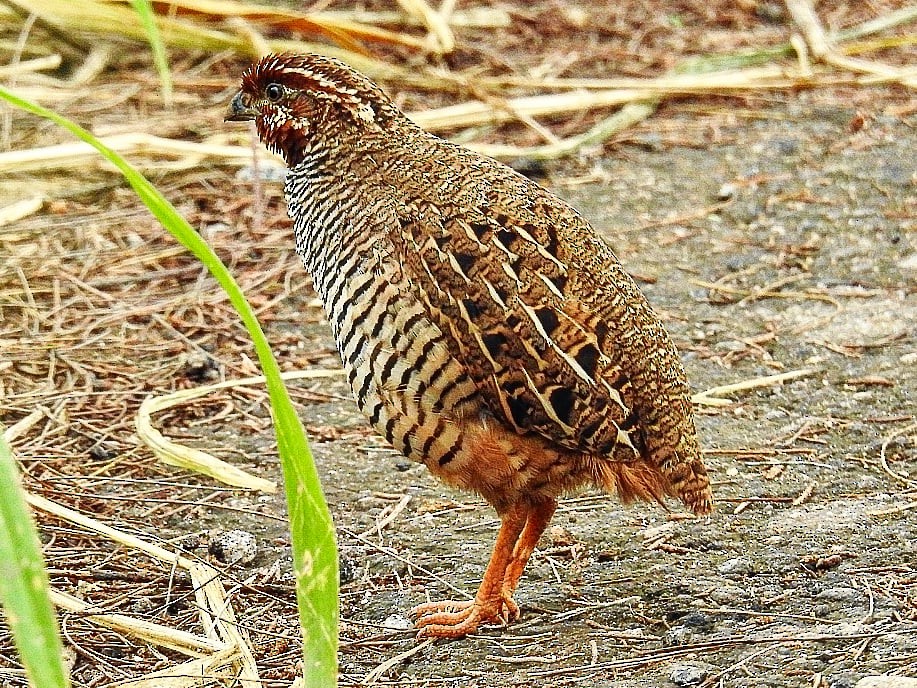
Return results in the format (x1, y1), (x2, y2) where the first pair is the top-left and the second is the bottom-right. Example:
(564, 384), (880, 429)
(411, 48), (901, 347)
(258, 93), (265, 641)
(593, 454), (711, 516)
(591, 410), (712, 518)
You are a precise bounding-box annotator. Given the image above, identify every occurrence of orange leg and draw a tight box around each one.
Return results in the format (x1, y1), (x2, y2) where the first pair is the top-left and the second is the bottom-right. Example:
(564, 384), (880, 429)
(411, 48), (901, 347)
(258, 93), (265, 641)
(499, 497), (557, 620)
(411, 501), (528, 638)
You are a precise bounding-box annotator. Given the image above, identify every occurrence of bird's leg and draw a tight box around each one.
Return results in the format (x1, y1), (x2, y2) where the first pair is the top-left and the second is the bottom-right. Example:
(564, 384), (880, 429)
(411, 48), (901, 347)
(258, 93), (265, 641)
(411, 501), (529, 638)
(499, 497), (557, 620)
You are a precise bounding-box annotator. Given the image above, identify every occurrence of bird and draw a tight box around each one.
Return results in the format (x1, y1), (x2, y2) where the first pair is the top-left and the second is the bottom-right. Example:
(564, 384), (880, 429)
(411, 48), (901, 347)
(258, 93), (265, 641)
(227, 52), (712, 639)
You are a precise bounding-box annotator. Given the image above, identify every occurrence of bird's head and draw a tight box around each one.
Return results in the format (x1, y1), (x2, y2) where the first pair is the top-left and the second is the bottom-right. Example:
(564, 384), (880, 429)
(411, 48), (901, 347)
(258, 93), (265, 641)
(226, 53), (397, 166)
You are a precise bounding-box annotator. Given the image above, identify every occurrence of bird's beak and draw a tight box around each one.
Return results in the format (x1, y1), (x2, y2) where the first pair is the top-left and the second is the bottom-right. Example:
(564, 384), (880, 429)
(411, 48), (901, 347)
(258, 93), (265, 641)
(225, 91), (258, 122)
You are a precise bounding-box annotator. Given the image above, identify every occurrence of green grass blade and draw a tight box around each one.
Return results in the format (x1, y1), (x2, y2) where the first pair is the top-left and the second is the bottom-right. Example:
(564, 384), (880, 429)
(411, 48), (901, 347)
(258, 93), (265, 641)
(0, 432), (70, 688)
(0, 86), (339, 686)
(129, 0), (173, 106)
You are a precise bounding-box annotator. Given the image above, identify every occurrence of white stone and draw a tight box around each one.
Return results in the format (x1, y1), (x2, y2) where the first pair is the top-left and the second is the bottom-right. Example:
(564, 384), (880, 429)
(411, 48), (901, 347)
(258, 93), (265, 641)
(856, 678), (917, 688)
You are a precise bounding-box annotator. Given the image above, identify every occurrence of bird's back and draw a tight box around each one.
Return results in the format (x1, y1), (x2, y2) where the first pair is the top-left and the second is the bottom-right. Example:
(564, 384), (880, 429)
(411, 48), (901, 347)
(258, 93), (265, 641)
(284, 120), (710, 514)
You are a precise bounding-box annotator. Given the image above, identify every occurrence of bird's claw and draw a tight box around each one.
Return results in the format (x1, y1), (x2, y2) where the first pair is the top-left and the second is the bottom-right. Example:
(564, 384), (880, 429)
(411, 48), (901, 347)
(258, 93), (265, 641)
(500, 588), (520, 621)
(409, 593), (520, 639)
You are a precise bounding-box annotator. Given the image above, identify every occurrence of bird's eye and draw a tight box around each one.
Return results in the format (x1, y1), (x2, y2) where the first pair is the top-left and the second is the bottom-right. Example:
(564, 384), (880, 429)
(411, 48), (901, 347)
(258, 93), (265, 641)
(265, 83), (284, 102)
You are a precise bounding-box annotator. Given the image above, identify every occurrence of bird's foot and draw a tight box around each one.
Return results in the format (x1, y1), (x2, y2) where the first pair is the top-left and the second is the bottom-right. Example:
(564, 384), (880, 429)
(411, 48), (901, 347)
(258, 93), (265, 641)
(499, 587), (520, 621)
(410, 593), (519, 639)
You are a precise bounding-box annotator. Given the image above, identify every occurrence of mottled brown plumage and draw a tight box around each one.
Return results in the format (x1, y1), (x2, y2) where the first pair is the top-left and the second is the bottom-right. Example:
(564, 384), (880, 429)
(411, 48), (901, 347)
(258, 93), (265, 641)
(228, 53), (712, 638)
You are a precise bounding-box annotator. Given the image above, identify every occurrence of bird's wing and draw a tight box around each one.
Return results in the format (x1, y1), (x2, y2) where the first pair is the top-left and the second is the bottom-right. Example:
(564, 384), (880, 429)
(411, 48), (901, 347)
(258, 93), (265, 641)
(389, 174), (660, 459)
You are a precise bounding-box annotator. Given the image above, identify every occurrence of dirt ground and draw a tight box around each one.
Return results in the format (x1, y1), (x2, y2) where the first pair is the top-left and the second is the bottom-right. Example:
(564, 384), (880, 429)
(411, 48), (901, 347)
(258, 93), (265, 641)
(1, 1), (915, 686)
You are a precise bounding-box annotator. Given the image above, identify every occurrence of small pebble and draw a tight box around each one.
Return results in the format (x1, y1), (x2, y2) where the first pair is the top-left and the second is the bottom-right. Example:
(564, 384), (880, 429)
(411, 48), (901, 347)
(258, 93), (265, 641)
(669, 664), (708, 686)
(716, 182), (738, 201)
(339, 552), (357, 584)
(717, 556), (755, 576)
(872, 632), (917, 654)
(773, 138), (799, 155)
(202, 222), (231, 236)
(183, 352), (220, 382)
(900, 352), (917, 365)
(88, 444), (118, 461)
(856, 678), (917, 688)
(679, 611), (714, 632)
(707, 584), (746, 605)
(547, 525), (577, 547)
(209, 529), (258, 565)
(175, 534), (202, 552)
(131, 597), (154, 614)
(664, 626), (694, 646)
(763, 408), (788, 421)
(816, 586), (860, 602)
(382, 614), (413, 630)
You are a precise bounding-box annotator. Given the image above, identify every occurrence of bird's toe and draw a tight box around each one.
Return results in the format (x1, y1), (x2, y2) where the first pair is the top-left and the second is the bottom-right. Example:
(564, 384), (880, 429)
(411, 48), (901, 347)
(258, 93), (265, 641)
(411, 598), (507, 639)
(500, 589), (520, 622)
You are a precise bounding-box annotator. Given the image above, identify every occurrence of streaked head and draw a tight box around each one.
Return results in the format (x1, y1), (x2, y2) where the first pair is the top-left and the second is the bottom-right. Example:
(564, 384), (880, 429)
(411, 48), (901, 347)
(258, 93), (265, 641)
(226, 53), (395, 165)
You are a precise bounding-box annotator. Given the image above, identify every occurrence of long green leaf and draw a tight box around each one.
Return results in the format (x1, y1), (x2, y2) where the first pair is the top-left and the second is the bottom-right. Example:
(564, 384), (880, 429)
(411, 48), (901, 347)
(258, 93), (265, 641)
(129, 0), (173, 106)
(0, 432), (70, 688)
(0, 86), (339, 686)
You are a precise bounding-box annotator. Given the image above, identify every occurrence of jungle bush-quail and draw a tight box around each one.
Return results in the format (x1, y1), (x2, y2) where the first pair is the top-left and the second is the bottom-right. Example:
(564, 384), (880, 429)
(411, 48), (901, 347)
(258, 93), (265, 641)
(227, 53), (712, 639)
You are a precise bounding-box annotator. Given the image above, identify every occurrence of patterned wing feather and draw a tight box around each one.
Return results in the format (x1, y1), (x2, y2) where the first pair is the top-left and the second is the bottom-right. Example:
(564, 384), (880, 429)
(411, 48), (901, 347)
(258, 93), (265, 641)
(388, 162), (668, 461)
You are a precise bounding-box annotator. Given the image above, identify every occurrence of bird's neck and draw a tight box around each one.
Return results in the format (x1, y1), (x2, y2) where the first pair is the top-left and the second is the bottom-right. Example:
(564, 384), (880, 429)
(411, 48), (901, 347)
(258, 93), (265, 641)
(282, 122), (433, 299)
(283, 150), (379, 301)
